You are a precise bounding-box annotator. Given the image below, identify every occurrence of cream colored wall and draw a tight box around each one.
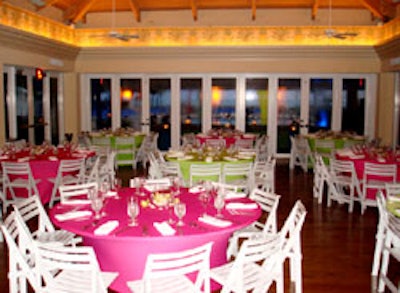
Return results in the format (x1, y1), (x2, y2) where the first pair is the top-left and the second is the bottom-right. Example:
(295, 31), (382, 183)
(63, 73), (80, 141)
(377, 72), (396, 145)
(0, 63), (4, 145)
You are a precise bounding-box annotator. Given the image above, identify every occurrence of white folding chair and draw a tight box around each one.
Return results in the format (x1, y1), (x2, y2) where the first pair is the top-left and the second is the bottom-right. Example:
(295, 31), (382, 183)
(189, 163), (222, 186)
(371, 191), (389, 290)
(226, 188), (280, 259)
(289, 136), (313, 172)
(377, 213), (400, 293)
(314, 139), (335, 165)
(251, 158), (276, 193)
(327, 158), (362, 213)
(313, 154), (331, 205)
(211, 234), (284, 293)
(58, 182), (98, 205)
(127, 242), (213, 293)
(205, 138), (225, 148)
(222, 162), (253, 192)
(159, 161), (182, 179)
(384, 182), (400, 201)
(83, 156), (100, 185)
(35, 242), (118, 293)
(48, 158), (86, 207)
(114, 136), (136, 168)
(361, 162), (397, 214)
(234, 138), (254, 150)
(99, 150), (116, 186)
(13, 195), (82, 246)
(1, 211), (40, 293)
(91, 136), (111, 148)
(2, 161), (40, 213)
(278, 200), (307, 293)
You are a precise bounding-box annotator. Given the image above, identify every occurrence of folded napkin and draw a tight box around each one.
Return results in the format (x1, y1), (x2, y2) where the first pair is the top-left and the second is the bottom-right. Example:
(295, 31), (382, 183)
(225, 191), (247, 200)
(48, 156), (58, 161)
(153, 221), (176, 236)
(55, 210), (92, 221)
(348, 154), (365, 160)
(94, 221), (119, 236)
(62, 199), (91, 205)
(106, 191), (118, 197)
(17, 157), (30, 162)
(177, 155), (193, 161)
(198, 215), (232, 227)
(144, 184), (170, 192)
(224, 156), (238, 162)
(388, 196), (400, 202)
(189, 186), (205, 193)
(226, 202), (259, 210)
(0, 155), (9, 160)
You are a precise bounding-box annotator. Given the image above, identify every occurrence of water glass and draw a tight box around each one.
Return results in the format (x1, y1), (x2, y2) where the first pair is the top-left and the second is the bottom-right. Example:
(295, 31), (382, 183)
(127, 197), (140, 226)
(214, 195), (225, 218)
(174, 202), (186, 226)
(91, 196), (103, 220)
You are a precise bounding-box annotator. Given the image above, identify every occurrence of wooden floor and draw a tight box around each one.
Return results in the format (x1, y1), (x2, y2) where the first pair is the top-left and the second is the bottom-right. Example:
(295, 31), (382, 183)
(0, 160), (381, 292)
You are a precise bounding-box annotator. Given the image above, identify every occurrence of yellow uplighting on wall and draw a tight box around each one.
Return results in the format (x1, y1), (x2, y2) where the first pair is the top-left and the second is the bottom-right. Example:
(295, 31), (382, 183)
(1, 3), (400, 48)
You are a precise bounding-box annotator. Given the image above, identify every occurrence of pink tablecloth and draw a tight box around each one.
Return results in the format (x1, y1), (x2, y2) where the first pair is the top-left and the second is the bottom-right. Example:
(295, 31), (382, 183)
(1, 149), (94, 204)
(336, 154), (400, 200)
(196, 134), (255, 147)
(50, 187), (261, 293)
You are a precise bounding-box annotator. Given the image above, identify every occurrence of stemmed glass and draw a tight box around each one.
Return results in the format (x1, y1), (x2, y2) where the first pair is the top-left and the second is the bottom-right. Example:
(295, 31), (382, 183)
(127, 197), (140, 227)
(167, 193), (176, 224)
(214, 195), (225, 218)
(199, 192), (210, 216)
(174, 202), (186, 226)
(90, 193), (104, 220)
(133, 177), (141, 195)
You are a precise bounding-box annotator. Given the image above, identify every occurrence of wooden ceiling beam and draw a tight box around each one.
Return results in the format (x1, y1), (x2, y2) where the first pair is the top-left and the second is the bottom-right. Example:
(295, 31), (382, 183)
(128, 0), (141, 22)
(251, 0), (256, 20)
(311, 0), (320, 20)
(191, 0), (198, 21)
(359, 0), (384, 19)
(36, 0), (60, 11)
(64, 0), (97, 24)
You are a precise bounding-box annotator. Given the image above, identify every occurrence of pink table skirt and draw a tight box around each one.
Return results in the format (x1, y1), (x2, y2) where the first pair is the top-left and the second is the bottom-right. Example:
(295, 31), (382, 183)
(50, 187), (261, 293)
(1, 150), (94, 204)
(196, 135), (255, 148)
(336, 155), (400, 200)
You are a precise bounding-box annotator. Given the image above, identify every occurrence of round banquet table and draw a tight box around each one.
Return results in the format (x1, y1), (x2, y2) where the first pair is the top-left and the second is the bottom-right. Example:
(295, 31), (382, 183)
(0, 148), (95, 204)
(195, 134), (256, 148)
(335, 152), (400, 200)
(50, 187), (261, 293)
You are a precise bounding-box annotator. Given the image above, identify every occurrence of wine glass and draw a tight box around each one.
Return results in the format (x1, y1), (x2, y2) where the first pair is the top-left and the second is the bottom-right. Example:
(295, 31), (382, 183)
(174, 202), (186, 226)
(127, 197), (140, 227)
(199, 192), (210, 216)
(100, 181), (110, 197)
(113, 178), (122, 191)
(167, 193), (176, 224)
(214, 195), (225, 218)
(91, 195), (103, 220)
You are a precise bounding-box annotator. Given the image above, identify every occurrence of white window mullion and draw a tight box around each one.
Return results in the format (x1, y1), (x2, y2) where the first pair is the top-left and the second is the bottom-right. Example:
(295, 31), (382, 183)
(7, 67), (17, 140)
(43, 76), (50, 141)
(203, 76), (212, 133)
(300, 77), (309, 135)
(331, 76), (342, 132)
(171, 76), (180, 149)
(236, 76), (245, 132)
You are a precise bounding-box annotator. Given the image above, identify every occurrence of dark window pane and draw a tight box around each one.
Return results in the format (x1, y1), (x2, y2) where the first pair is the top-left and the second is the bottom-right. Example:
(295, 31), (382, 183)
(181, 78), (202, 134)
(342, 79), (365, 135)
(245, 78), (268, 133)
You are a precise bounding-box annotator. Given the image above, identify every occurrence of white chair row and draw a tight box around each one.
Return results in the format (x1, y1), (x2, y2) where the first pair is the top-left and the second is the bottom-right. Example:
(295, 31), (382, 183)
(313, 153), (397, 214)
(371, 191), (400, 293)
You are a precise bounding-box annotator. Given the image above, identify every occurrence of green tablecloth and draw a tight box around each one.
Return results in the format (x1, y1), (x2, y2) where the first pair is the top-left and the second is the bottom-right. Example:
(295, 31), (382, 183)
(91, 134), (146, 166)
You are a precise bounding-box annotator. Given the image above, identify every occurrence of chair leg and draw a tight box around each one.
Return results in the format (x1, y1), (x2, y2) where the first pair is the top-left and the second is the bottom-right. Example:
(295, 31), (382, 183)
(371, 225), (384, 279)
(377, 236), (391, 292)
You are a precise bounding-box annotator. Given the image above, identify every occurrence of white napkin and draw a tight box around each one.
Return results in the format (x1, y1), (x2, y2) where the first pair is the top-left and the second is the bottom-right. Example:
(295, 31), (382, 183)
(106, 191), (118, 197)
(336, 149), (354, 157)
(198, 215), (232, 227)
(153, 221), (176, 236)
(388, 196), (400, 202)
(224, 156), (238, 162)
(348, 154), (365, 160)
(177, 155), (193, 161)
(0, 155), (9, 160)
(48, 156), (58, 161)
(189, 186), (205, 193)
(226, 202), (259, 210)
(55, 210), (92, 221)
(225, 191), (247, 200)
(17, 157), (30, 162)
(94, 220), (119, 236)
(61, 199), (91, 205)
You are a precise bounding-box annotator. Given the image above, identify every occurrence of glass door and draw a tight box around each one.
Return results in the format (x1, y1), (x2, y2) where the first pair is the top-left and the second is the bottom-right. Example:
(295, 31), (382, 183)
(149, 78), (171, 150)
(277, 78), (301, 153)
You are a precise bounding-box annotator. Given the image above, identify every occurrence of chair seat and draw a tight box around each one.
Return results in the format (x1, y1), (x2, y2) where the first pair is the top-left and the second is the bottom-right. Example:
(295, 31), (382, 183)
(43, 270), (118, 292)
(211, 261), (268, 292)
(128, 275), (196, 292)
(36, 230), (82, 246)
(8, 177), (41, 187)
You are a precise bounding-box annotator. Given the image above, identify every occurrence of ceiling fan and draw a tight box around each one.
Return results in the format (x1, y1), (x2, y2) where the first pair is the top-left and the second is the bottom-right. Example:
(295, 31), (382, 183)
(324, 0), (358, 39)
(91, 0), (139, 41)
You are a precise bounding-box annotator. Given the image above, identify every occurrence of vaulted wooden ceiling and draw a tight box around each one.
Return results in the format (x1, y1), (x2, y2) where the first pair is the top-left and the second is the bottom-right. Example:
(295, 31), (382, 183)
(32, 0), (399, 24)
